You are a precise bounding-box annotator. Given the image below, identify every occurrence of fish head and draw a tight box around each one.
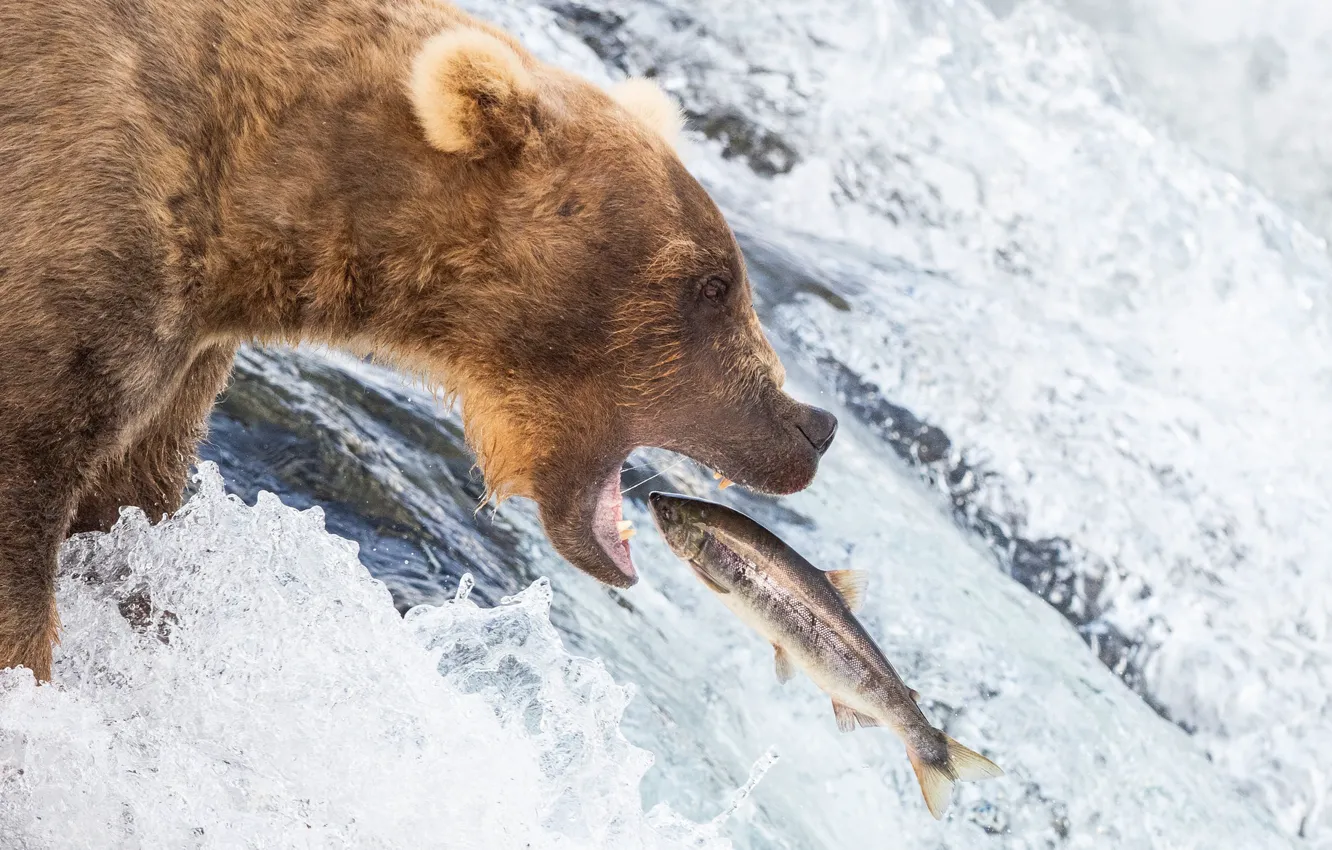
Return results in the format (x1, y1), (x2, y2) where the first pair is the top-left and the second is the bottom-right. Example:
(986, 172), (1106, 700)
(647, 492), (715, 561)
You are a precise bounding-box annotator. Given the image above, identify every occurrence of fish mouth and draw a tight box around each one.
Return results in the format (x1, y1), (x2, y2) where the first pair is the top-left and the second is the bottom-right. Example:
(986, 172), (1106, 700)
(647, 490), (684, 529)
(535, 452), (638, 587)
(647, 490), (713, 562)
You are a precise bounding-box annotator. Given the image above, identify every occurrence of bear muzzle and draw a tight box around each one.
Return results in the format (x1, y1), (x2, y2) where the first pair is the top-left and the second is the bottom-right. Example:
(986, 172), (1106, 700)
(531, 397), (837, 588)
(795, 406), (838, 457)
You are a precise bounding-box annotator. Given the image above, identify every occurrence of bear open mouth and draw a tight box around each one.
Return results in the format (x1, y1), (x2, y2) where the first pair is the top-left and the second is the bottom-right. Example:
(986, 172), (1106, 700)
(534, 452), (641, 588)
(591, 469), (636, 583)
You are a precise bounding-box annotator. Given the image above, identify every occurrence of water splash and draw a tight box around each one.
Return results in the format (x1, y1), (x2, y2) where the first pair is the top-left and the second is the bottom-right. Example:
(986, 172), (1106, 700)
(711, 749), (780, 826)
(0, 465), (728, 850)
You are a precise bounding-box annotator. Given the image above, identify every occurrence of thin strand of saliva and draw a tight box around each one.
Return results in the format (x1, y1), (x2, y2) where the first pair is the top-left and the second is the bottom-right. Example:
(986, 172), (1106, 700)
(620, 457), (691, 495)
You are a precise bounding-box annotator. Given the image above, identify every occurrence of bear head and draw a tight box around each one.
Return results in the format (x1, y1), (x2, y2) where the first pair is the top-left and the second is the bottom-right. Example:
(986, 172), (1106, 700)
(373, 27), (837, 586)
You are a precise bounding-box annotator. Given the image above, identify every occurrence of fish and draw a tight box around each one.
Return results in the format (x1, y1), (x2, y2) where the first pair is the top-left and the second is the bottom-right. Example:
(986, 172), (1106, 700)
(647, 491), (1003, 819)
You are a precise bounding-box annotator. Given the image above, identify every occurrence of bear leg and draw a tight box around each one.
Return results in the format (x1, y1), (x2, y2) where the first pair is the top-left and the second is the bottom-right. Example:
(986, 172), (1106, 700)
(70, 346), (235, 534)
(0, 572), (60, 683)
(0, 433), (84, 682)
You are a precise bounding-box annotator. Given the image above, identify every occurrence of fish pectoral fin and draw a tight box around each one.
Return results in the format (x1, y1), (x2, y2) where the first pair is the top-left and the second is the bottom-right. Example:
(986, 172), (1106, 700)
(825, 569), (870, 612)
(773, 645), (796, 684)
(830, 700), (879, 732)
(688, 559), (730, 594)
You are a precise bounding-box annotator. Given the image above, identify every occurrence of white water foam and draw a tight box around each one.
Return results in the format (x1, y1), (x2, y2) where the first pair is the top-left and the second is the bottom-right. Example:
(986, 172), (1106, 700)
(0, 450), (1295, 849)
(0, 465), (740, 850)
(1050, 0), (1332, 242)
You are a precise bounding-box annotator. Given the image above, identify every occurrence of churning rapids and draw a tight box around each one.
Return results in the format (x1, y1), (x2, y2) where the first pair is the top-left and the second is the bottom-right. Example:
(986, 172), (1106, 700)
(1, 0), (1328, 847)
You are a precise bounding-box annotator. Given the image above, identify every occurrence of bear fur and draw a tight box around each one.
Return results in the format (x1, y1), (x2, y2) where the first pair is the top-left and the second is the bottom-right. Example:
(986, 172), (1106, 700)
(0, 0), (836, 680)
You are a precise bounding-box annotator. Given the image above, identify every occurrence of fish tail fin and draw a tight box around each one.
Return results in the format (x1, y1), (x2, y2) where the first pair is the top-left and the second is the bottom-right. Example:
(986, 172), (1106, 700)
(907, 736), (1003, 820)
(906, 746), (955, 820)
(943, 734), (1004, 781)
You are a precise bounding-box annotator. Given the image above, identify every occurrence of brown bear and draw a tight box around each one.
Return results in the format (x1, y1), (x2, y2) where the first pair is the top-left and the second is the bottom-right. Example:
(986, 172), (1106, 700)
(0, 0), (837, 681)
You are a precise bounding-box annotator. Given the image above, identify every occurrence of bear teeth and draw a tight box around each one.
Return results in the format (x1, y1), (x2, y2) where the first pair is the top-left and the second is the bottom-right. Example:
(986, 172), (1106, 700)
(616, 520), (636, 541)
(718, 478), (733, 490)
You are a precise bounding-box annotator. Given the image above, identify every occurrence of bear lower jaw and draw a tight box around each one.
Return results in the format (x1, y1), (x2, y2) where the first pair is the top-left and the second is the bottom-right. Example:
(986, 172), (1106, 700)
(535, 454), (640, 588)
(591, 471), (637, 583)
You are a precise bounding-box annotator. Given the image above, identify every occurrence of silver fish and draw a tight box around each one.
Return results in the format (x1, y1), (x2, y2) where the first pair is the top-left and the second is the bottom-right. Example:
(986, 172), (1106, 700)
(648, 491), (1003, 819)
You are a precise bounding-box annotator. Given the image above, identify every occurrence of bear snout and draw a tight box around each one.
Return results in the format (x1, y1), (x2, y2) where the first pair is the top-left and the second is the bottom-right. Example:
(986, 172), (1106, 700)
(794, 406), (838, 457)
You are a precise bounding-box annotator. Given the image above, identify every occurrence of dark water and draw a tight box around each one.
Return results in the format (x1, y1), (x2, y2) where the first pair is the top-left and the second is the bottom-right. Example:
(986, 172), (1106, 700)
(203, 347), (530, 611)
(201, 231), (1154, 718)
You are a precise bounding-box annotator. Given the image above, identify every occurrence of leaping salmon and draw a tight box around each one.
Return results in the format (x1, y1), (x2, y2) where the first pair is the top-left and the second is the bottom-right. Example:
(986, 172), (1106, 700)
(648, 491), (1003, 819)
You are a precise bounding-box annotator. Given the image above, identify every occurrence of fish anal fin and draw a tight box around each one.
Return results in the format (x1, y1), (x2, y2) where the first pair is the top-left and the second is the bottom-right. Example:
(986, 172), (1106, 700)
(907, 746), (955, 820)
(825, 569), (869, 612)
(688, 559), (729, 595)
(852, 708), (881, 728)
(831, 700), (880, 732)
(774, 645), (796, 684)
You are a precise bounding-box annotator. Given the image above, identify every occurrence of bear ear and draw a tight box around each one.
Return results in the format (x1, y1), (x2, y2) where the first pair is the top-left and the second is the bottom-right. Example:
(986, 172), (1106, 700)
(410, 28), (539, 156)
(608, 78), (684, 146)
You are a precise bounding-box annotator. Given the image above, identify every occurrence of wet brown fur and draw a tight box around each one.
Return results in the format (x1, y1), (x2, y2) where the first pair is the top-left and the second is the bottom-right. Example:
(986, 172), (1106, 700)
(0, 0), (828, 680)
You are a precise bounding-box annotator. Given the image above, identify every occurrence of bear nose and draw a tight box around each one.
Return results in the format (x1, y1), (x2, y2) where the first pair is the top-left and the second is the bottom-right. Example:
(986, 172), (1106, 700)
(796, 406), (838, 457)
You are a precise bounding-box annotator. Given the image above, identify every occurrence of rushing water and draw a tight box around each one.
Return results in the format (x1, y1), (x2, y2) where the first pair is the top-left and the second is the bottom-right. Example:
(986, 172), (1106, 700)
(1, 1), (1327, 847)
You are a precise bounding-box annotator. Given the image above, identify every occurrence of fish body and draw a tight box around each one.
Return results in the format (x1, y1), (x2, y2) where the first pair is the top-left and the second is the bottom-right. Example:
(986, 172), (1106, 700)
(648, 491), (1002, 819)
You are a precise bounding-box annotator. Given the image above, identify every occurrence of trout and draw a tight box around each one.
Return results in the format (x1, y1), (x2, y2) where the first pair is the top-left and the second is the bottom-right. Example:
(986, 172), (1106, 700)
(648, 491), (1003, 819)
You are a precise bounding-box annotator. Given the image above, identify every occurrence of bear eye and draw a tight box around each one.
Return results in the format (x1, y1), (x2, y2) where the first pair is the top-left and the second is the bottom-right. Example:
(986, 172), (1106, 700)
(701, 277), (728, 301)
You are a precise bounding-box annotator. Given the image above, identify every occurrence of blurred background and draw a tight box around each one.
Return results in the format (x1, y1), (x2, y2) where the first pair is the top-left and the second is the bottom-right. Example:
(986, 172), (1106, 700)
(6, 1), (1329, 847)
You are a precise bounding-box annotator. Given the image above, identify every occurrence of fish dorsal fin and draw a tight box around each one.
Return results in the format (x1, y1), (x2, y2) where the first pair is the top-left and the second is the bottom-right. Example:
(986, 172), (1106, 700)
(825, 569), (869, 612)
(831, 700), (881, 732)
(773, 645), (796, 684)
